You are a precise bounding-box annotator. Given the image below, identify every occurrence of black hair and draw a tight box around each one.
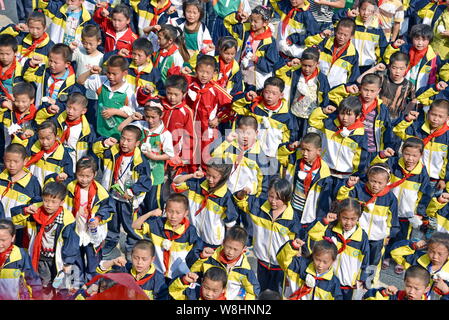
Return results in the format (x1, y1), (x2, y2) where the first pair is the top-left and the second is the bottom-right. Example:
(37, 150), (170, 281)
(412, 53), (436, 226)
(111, 4), (131, 20)
(402, 137), (424, 154)
(312, 240), (338, 261)
(0, 34), (18, 52)
(218, 36), (238, 52)
(236, 115), (258, 131)
(224, 225), (248, 246)
(0, 219), (16, 237)
(203, 267), (227, 289)
(67, 92), (88, 108)
(404, 265), (431, 287)
(338, 95), (362, 116)
(263, 77), (285, 93)
(337, 198), (362, 217)
(50, 43), (72, 63)
(336, 18), (356, 35)
(390, 52), (409, 65)
(165, 193), (189, 211)
(76, 156), (98, 174)
(301, 132), (322, 149)
(27, 10), (46, 27)
(165, 75), (188, 93)
(252, 5), (273, 22)
(196, 54), (218, 72)
(12, 82), (35, 100)
(428, 232), (449, 253)
(429, 99), (449, 115)
(143, 104), (163, 116)
(132, 37), (153, 57)
(367, 162), (391, 181)
(268, 177), (292, 204)
(158, 24), (190, 62)
(207, 157), (233, 192)
(182, 0), (204, 22)
(37, 120), (57, 136)
(258, 289), (282, 300)
(360, 73), (382, 88)
(42, 181), (67, 200)
(4, 143), (27, 160)
(358, 0), (377, 8)
(81, 24), (101, 40)
(132, 239), (155, 257)
(410, 24), (433, 42)
(107, 55), (129, 71)
(122, 125), (142, 141)
(301, 47), (320, 62)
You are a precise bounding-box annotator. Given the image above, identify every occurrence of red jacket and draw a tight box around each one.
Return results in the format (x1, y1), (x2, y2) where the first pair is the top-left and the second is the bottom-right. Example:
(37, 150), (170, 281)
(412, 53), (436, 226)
(93, 7), (137, 54)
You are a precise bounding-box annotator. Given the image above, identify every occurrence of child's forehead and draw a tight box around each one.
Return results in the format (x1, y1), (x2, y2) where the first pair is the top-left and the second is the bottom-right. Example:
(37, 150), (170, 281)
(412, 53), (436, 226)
(263, 85), (281, 93)
(413, 35), (430, 41)
(0, 45), (15, 52)
(42, 194), (64, 201)
(300, 141), (319, 150)
(196, 63), (215, 72)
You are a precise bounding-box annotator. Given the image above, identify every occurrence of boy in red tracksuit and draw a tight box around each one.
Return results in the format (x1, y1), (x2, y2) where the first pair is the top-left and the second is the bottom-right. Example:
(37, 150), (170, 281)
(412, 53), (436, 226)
(93, 4), (137, 56)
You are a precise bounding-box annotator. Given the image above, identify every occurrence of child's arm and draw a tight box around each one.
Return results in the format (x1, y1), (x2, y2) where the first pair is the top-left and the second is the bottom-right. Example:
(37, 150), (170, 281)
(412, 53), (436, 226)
(92, 137), (117, 159)
(233, 188), (255, 214)
(231, 91), (254, 116)
(307, 213), (337, 243)
(356, 63), (386, 84)
(254, 42), (278, 74)
(131, 208), (162, 231)
(363, 286), (398, 300)
(314, 0), (345, 8)
(415, 173), (433, 218)
(172, 170), (204, 186)
(240, 269), (261, 300)
(117, 112), (142, 132)
(336, 176), (359, 201)
(96, 256), (127, 273)
(390, 239), (426, 269)
(10, 204), (37, 226)
(327, 83), (356, 107)
(21, 248), (43, 299)
(223, 12), (248, 45)
(276, 239), (305, 272)
(93, 4), (111, 31)
(92, 195), (115, 226)
(386, 195), (400, 241)
(426, 193), (449, 219)
(392, 110), (418, 141)
(308, 105), (336, 132)
(39, 0), (63, 21)
(169, 272), (199, 300)
(383, 39), (405, 65)
(61, 223), (81, 269)
(23, 56), (46, 84)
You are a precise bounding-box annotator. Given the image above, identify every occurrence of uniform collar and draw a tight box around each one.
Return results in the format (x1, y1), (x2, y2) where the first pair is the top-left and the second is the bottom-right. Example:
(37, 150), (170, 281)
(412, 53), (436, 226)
(164, 219), (188, 235)
(131, 264), (156, 279)
(398, 158), (424, 175)
(306, 262), (334, 281)
(332, 223), (364, 242)
(0, 168), (33, 188)
(57, 112), (91, 138)
(111, 144), (144, 167)
(200, 179), (228, 198)
(260, 201), (294, 220)
(31, 141), (66, 160)
(230, 140), (261, 154)
(130, 60), (155, 74)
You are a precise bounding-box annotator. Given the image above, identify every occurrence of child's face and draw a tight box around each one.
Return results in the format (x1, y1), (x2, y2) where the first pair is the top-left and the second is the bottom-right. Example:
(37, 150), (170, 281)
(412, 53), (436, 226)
(27, 19), (46, 39)
(144, 109), (162, 129)
(76, 167), (96, 189)
(412, 36), (430, 51)
(312, 251), (334, 274)
(106, 66), (127, 87)
(48, 52), (70, 76)
(250, 13), (267, 32)
(427, 243), (449, 267)
(268, 188), (285, 211)
(0, 229), (14, 253)
(38, 128), (57, 150)
(389, 60), (407, 83)
(184, 4), (201, 24)
(236, 124), (257, 148)
(4, 152), (25, 177)
(402, 147), (422, 170)
(300, 141), (321, 165)
(81, 36), (101, 55)
(367, 172), (389, 194)
(262, 84), (283, 107)
(111, 13), (130, 32)
(220, 47), (236, 65)
(201, 278), (225, 300)
(359, 83), (381, 103)
(66, 102), (86, 121)
(66, 0), (84, 10)
(0, 45), (16, 67)
(131, 248), (154, 274)
(165, 86), (185, 106)
(359, 2), (376, 22)
(222, 239), (245, 261)
(157, 33), (172, 50)
(339, 209), (359, 231)
(119, 130), (140, 154)
(13, 93), (33, 114)
(300, 59), (318, 77)
(196, 63), (215, 85)
(334, 26), (353, 47)
(404, 277), (429, 300)
(131, 49), (149, 67)
(427, 106), (449, 130)
(205, 167), (223, 189)
(338, 110), (358, 127)
(165, 201), (188, 229)
(42, 195), (64, 215)
(290, 0), (305, 8)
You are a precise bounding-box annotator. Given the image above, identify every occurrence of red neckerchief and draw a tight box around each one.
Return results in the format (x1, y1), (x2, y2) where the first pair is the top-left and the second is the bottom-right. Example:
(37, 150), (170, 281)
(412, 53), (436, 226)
(14, 103), (37, 125)
(263, 99), (283, 112)
(359, 98), (378, 122)
(333, 118), (364, 137)
(388, 164), (421, 190)
(0, 171), (28, 200)
(0, 59), (16, 81)
(335, 233), (352, 254)
(423, 123), (449, 146)
(153, 44), (178, 67)
(25, 141), (60, 168)
(249, 96), (282, 113)
(289, 275), (325, 300)
(249, 27), (273, 42)
(299, 156), (321, 196)
(60, 117), (83, 144)
(200, 287), (227, 300)
(407, 46), (428, 74)
(72, 181), (97, 222)
(31, 206), (63, 271)
(377, 0), (385, 6)
(217, 58), (234, 88)
(194, 187), (218, 216)
(0, 244), (14, 268)
(113, 151), (134, 182)
(151, 0), (172, 26)
(163, 217), (190, 276)
(302, 68), (319, 83)
(22, 33), (48, 58)
(281, 8), (302, 35)
(332, 39), (351, 65)
(47, 65), (74, 98)
(364, 184), (391, 206)
(218, 250), (242, 266)
(192, 81), (216, 110)
(135, 269), (156, 286)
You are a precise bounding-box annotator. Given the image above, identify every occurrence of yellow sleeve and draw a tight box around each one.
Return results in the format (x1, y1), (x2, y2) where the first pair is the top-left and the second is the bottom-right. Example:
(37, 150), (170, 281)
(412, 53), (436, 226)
(92, 141), (109, 159)
(305, 34), (324, 47)
(308, 107), (327, 132)
(390, 244), (415, 269)
(277, 145), (295, 168)
(370, 155), (388, 166)
(129, 0), (139, 12)
(168, 278), (189, 300)
(23, 65), (44, 84)
(134, 221), (151, 238)
(416, 87), (439, 106)
(11, 212), (30, 226)
(269, 0), (284, 17)
(307, 221), (328, 242)
(426, 197), (446, 218)
(35, 107), (54, 125)
(233, 195), (250, 214)
(336, 184), (354, 201)
(439, 62), (449, 82)
(328, 84), (350, 107)
(0, 25), (19, 37)
(392, 119), (414, 141)
(383, 44), (400, 65)
(223, 13), (244, 45)
(210, 140), (232, 158)
(276, 241), (299, 272)
(231, 96), (251, 116)
(189, 257), (207, 274)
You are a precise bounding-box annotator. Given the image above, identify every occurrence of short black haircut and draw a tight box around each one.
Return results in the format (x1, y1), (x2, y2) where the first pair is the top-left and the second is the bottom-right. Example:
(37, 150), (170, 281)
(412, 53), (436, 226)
(390, 52), (409, 65)
(111, 4), (131, 20)
(107, 55), (129, 71)
(0, 34), (18, 52)
(203, 267), (227, 289)
(258, 289), (282, 300)
(42, 182), (67, 200)
(224, 225), (248, 246)
(338, 95), (362, 116)
(67, 92), (88, 108)
(0, 219), (16, 237)
(218, 36), (238, 52)
(402, 137), (424, 154)
(165, 75), (188, 94)
(301, 132), (322, 149)
(263, 77), (285, 93)
(165, 193), (189, 211)
(404, 265), (431, 287)
(122, 125), (142, 141)
(337, 198), (362, 217)
(410, 24), (433, 42)
(358, 0), (377, 8)
(429, 99), (449, 115)
(27, 10), (46, 27)
(336, 18), (356, 35)
(132, 239), (155, 257)
(268, 177), (292, 204)
(252, 5), (273, 21)
(428, 232), (449, 253)
(301, 47), (320, 62)
(132, 37), (153, 56)
(4, 143), (27, 160)
(361, 73), (382, 88)
(196, 55), (217, 72)
(182, 0), (204, 21)
(81, 24), (101, 40)
(12, 82), (35, 100)
(37, 120), (58, 136)
(50, 43), (72, 63)
(76, 156), (98, 173)
(236, 115), (258, 131)
(312, 240), (338, 261)
(367, 162), (391, 181)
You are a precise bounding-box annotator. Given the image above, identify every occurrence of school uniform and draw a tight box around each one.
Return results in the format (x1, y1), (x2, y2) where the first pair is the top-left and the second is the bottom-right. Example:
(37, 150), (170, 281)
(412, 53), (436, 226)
(0, 103), (37, 153)
(126, 60), (164, 97)
(171, 18), (214, 57)
(129, 0), (178, 37)
(190, 246), (260, 300)
(276, 240), (343, 300)
(214, 56), (245, 97)
(426, 195), (449, 235)
(0, 57), (24, 101)
(363, 288), (428, 300)
(415, 0), (447, 26)
(152, 44), (185, 83)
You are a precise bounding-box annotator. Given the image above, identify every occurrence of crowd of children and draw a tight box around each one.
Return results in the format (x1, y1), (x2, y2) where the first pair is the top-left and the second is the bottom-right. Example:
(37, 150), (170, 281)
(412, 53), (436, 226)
(0, 0), (449, 301)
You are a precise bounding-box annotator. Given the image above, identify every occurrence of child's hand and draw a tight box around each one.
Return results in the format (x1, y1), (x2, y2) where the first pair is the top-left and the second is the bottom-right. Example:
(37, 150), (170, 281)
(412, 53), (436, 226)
(201, 247), (215, 259)
(405, 110), (419, 122)
(88, 217), (100, 229)
(414, 239), (427, 250)
(2, 99), (13, 110)
(167, 6), (177, 14)
(147, 208), (163, 217)
(131, 112), (143, 121)
(226, 131), (238, 143)
(384, 285), (398, 296)
(438, 192), (449, 204)
(100, 8), (109, 17)
(144, 151), (159, 161)
(56, 172), (68, 182)
(393, 39), (405, 48)
(292, 238), (305, 248)
(235, 188), (249, 200)
(193, 170), (205, 179)
(47, 104), (60, 114)
(183, 272), (199, 284)
(437, 180), (447, 190)
(143, 83), (155, 95)
(433, 278), (449, 294)
(24, 204), (38, 215)
(90, 65), (102, 74)
(152, 25), (162, 32)
(326, 212), (338, 223)
(30, 55), (43, 68)
(101, 108), (116, 119)
(63, 264), (72, 274)
(69, 41), (79, 51)
(347, 8), (359, 18)
(288, 141), (300, 150)
(383, 147), (395, 158)
(346, 84), (359, 94)
(113, 256), (127, 267)
(440, 30), (449, 37)
(22, 129), (34, 139)
(104, 137), (118, 147)
(287, 58), (301, 67)
(347, 176), (360, 188)
(208, 117), (219, 128)
(320, 29), (333, 38)
(436, 81), (448, 91)
(96, 2), (109, 8)
(181, 66), (193, 74)
(16, 23), (29, 32)
(118, 48), (130, 57)
(246, 90), (258, 101)
(375, 63), (386, 72)
(204, 43), (215, 53)
(237, 11), (249, 22)
(322, 105), (336, 114)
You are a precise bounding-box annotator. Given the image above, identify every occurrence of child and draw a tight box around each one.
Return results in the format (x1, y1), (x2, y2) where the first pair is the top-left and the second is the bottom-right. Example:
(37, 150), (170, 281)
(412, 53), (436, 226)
(25, 121), (74, 187)
(336, 163), (400, 286)
(384, 24), (445, 92)
(78, 55), (137, 140)
(276, 239), (343, 300)
(432, 4), (449, 60)
(0, 219), (42, 300)
(93, 4), (138, 56)
(277, 133), (333, 239)
(129, 0), (178, 37)
(64, 156), (113, 282)
(0, 144), (41, 219)
(364, 265), (431, 300)
(373, 138), (432, 273)
(305, 18), (360, 89)
(215, 36), (245, 97)
(377, 0), (405, 41)
(35, 92), (97, 170)
(0, 35), (23, 101)
(308, 96), (369, 183)
(96, 240), (168, 300)
(172, 158), (238, 248)
(427, 187), (449, 235)
(40, 0), (92, 46)
(390, 232), (449, 300)
(153, 24), (188, 83)
(93, 125), (152, 257)
(169, 267), (228, 300)
(11, 182), (79, 298)
(23, 43), (77, 107)
(306, 199), (370, 300)
(224, 5), (278, 91)
(132, 193), (203, 280)
(0, 11), (54, 66)
(189, 226), (260, 300)
(232, 77), (298, 158)
(234, 177), (301, 293)
(393, 99), (449, 193)
(275, 47), (330, 137)
(270, 0), (320, 59)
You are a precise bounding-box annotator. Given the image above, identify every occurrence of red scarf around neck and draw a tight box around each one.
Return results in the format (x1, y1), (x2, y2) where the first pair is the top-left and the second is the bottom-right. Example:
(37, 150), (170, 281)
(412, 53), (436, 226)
(364, 184), (391, 206)
(289, 275), (325, 300)
(299, 156), (321, 196)
(200, 287), (227, 300)
(302, 68), (319, 83)
(163, 217), (190, 276)
(0, 59), (16, 81)
(154, 44), (178, 67)
(407, 47), (428, 74)
(423, 123), (449, 146)
(217, 59), (234, 87)
(72, 181), (98, 222)
(25, 141), (60, 168)
(60, 117), (83, 144)
(135, 269), (156, 286)
(31, 206), (63, 271)
(113, 151), (134, 183)
(281, 8), (302, 35)
(0, 244), (14, 268)
(332, 39), (351, 65)
(194, 187), (218, 216)
(218, 250), (242, 266)
(360, 98), (378, 120)
(335, 233), (352, 254)
(22, 33), (48, 58)
(15, 103), (37, 126)
(250, 27), (273, 42)
(334, 118), (364, 137)
(151, 0), (172, 26)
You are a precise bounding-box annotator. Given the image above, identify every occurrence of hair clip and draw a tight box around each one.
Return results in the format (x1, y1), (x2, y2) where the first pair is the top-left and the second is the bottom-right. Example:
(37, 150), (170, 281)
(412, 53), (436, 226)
(322, 236), (334, 244)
